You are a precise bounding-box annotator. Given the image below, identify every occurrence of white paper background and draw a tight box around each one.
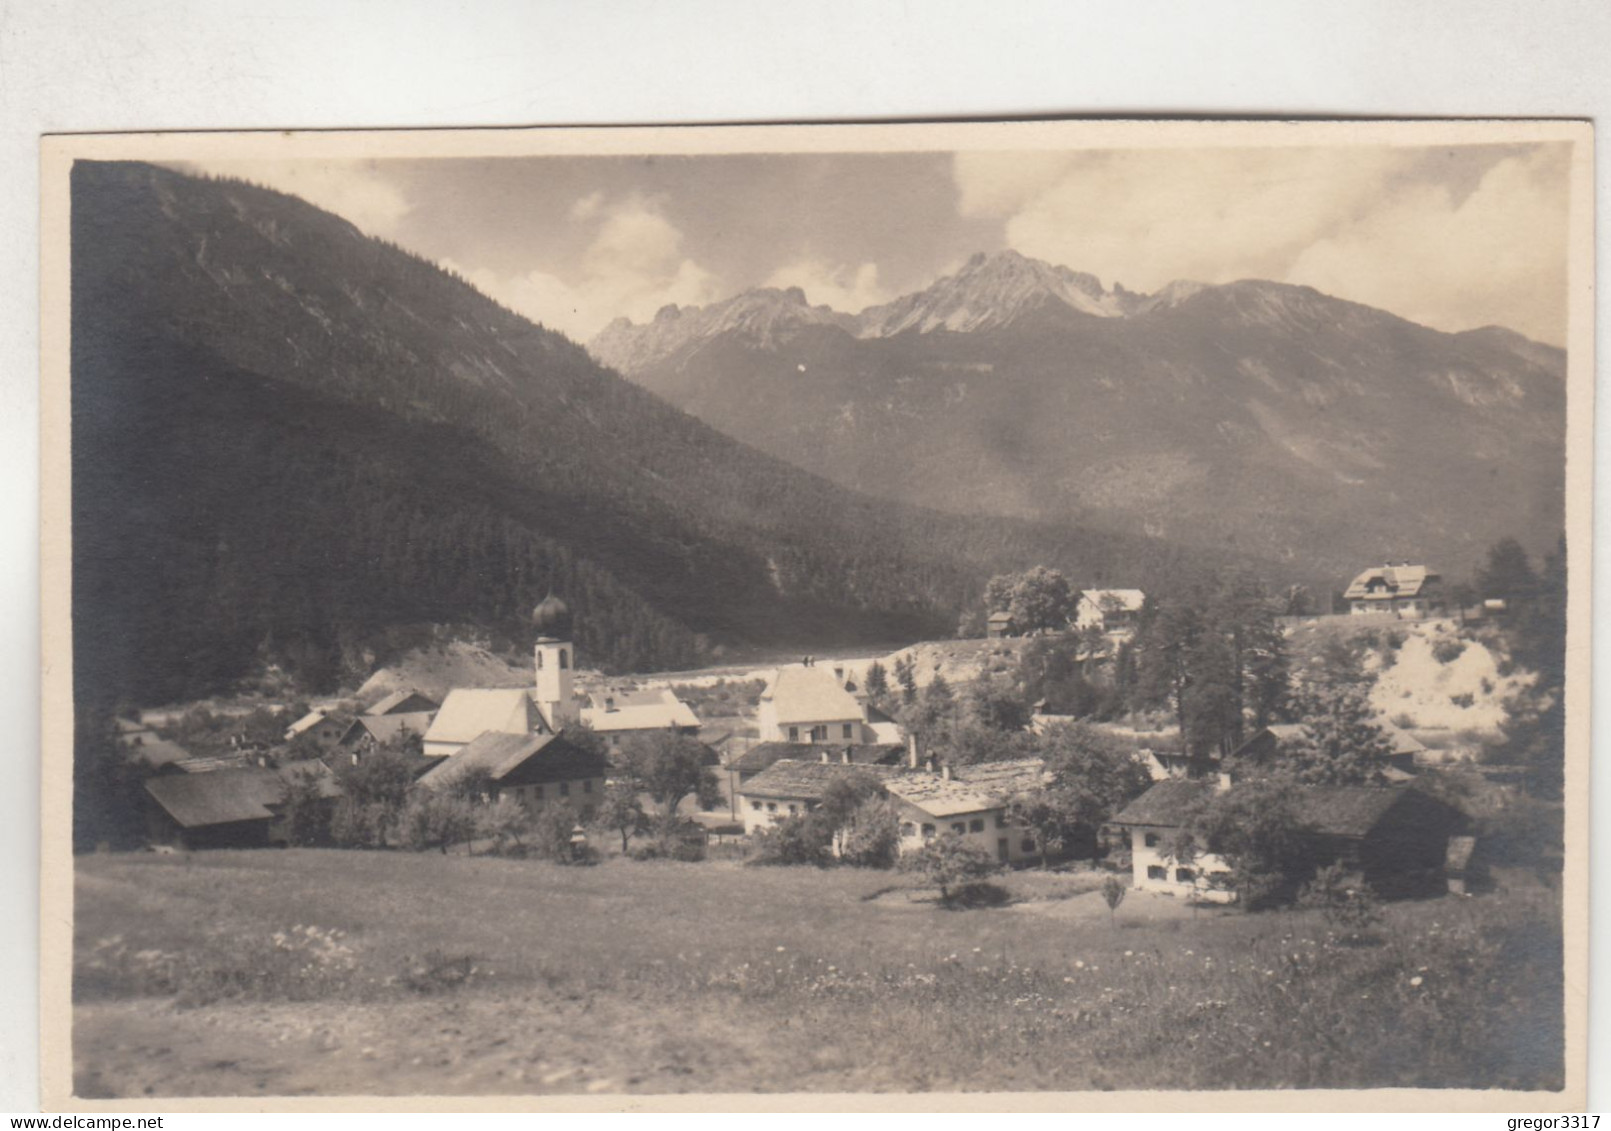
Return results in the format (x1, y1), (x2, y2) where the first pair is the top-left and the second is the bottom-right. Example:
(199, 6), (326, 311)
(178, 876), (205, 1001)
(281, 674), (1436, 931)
(4, 0), (1608, 1115)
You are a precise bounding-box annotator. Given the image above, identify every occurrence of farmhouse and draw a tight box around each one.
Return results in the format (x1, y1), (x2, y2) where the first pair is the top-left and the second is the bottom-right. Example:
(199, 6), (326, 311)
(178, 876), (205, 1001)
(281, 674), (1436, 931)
(1075, 589), (1146, 634)
(736, 759), (910, 834)
(580, 686), (702, 750)
(757, 664), (889, 744)
(1344, 563), (1444, 618)
(366, 688), (440, 717)
(417, 731), (608, 818)
(1110, 778), (1468, 902)
(986, 610), (1016, 639)
(727, 741), (906, 788)
(284, 709), (345, 748)
(143, 760), (340, 849)
(337, 712), (436, 754)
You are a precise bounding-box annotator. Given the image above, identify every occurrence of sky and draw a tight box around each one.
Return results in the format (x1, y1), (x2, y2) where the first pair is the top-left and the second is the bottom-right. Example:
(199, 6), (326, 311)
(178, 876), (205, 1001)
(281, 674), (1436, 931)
(193, 141), (1572, 346)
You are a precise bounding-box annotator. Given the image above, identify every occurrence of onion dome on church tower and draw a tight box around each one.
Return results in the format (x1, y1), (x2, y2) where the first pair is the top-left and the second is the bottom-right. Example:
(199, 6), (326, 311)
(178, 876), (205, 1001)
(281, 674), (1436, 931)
(531, 593), (574, 640)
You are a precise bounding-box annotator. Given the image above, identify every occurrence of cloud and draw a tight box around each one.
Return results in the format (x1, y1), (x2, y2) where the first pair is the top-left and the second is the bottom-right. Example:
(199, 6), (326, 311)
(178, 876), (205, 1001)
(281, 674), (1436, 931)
(446, 195), (720, 341)
(1286, 147), (1569, 345)
(188, 159), (412, 238)
(762, 258), (889, 313)
(953, 145), (1570, 344)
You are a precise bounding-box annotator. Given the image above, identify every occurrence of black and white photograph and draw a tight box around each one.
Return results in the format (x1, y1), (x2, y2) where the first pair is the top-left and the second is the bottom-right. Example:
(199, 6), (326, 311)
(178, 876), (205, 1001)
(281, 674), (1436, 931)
(38, 119), (1592, 1108)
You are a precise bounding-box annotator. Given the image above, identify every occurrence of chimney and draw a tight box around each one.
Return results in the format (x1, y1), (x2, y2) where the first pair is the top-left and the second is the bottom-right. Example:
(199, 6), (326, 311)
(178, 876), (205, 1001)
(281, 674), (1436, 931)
(833, 664), (845, 682)
(604, 696), (616, 713)
(907, 733), (919, 769)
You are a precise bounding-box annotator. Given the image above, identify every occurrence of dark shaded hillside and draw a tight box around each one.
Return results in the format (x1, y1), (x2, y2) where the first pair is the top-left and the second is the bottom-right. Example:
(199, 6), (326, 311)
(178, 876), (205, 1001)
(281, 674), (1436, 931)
(71, 162), (1247, 704)
(596, 257), (1566, 581)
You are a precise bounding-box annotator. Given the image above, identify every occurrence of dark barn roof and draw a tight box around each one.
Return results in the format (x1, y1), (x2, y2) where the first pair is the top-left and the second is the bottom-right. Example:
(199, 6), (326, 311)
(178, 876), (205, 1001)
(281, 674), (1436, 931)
(737, 759), (911, 801)
(1111, 780), (1460, 840)
(144, 761), (338, 829)
(729, 741), (905, 775)
(416, 732), (607, 791)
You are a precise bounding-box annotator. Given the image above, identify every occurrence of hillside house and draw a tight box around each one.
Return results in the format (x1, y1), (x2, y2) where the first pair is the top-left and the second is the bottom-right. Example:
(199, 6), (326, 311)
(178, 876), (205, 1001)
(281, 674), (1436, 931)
(366, 689), (440, 717)
(284, 709), (346, 748)
(757, 665), (889, 744)
(1075, 589), (1146, 635)
(579, 686), (702, 751)
(418, 732), (602, 820)
(337, 712), (436, 754)
(421, 688), (547, 758)
(1110, 779), (1468, 902)
(143, 760), (340, 849)
(1345, 563), (1444, 618)
(986, 611), (1016, 639)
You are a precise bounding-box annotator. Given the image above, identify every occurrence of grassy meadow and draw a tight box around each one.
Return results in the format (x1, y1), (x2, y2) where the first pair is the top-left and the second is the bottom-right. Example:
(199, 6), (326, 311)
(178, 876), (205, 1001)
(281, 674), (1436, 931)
(73, 850), (1563, 1097)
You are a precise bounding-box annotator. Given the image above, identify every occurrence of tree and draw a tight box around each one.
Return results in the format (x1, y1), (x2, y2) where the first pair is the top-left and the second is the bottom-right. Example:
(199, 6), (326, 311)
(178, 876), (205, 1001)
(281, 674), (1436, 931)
(1476, 537), (1538, 604)
(476, 796), (530, 855)
(900, 673), (956, 755)
(1036, 722), (1153, 843)
(863, 660), (890, 703)
(1005, 786), (1073, 868)
(73, 707), (149, 852)
(1101, 875), (1127, 926)
(278, 766), (334, 846)
(837, 798), (901, 867)
(397, 793), (480, 854)
(1268, 685), (1398, 785)
(595, 781), (649, 853)
(983, 573), (1017, 615)
(900, 834), (1000, 904)
(1174, 778), (1308, 909)
(1007, 567), (1075, 635)
(893, 654), (918, 704)
(748, 812), (833, 866)
(617, 731), (721, 819)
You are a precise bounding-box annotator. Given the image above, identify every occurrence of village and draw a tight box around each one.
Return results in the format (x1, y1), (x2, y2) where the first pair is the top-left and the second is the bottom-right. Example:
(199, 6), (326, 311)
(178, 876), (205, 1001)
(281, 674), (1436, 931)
(105, 553), (1555, 913)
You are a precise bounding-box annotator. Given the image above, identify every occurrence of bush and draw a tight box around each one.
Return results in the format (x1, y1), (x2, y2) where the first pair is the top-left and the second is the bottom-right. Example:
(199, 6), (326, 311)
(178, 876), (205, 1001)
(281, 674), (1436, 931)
(476, 796), (530, 856)
(331, 798), (395, 848)
(1433, 638), (1468, 664)
(748, 814), (831, 867)
(397, 793), (479, 854)
(1297, 863), (1383, 940)
(837, 799), (900, 868)
(900, 834), (1000, 905)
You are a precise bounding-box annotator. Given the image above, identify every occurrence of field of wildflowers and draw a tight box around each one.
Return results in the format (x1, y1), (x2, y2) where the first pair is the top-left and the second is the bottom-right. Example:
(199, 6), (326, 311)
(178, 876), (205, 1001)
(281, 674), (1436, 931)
(72, 851), (1563, 1095)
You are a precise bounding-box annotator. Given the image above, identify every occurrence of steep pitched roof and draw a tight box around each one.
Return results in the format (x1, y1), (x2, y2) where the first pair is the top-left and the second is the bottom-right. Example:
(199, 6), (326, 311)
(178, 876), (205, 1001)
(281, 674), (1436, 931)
(143, 761), (338, 829)
(737, 759), (910, 801)
(951, 758), (1047, 796)
(284, 710), (329, 739)
(366, 689), (439, 717)
(580, 688), (701, 732)
(729, 741), (905, 775)
(762, 666), (865, 724)
(423, 689), (544, 746)
(1344, 564), (1438, 600)
(885, 776), (1003, 818)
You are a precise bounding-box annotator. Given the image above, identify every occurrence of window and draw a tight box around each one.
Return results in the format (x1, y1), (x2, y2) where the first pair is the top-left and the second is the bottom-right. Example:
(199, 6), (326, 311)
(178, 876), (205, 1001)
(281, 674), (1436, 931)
(1175, 867), (1195, 883)
(921, 823), (936, 837)
(1146, 865), (1168, 880)
(559, 781), (570, 797)
(787, 804), (798, 815)
(751, 799), (763, 811)
(767, 803), (778, 812)
(534, 786), (545, 802)
(900, 822), (916, 837)
(558, 648), (569, 670)
(951, 822), (966, 834)
(536, 652), (543, 670)
(583, 779), (593, 793)
(1021, 837), (1037, 853)
(788, 726), (799, 742)
(842, 723), (854, 739)
(1144, 832), (1161, 848)
(969, 818), (985, 833)
(995, 815), (1007, 829)
(810, 725), (828, 742)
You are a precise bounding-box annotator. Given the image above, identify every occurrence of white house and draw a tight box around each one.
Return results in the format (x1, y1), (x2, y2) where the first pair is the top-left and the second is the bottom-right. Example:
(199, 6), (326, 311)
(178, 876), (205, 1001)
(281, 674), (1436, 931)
(1344, 563), (1444, 618)
(1074, 589), (1146, 635)
(416, 731), (607, 819)
(757, 664), (886, 744)
(1108, 779), (1237, 902)
(580, 686), (702, 751)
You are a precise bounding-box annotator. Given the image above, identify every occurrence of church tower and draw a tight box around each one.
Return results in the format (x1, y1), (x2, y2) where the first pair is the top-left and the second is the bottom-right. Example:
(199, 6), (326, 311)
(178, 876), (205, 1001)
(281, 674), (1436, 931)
(532, 594), (579, 731)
